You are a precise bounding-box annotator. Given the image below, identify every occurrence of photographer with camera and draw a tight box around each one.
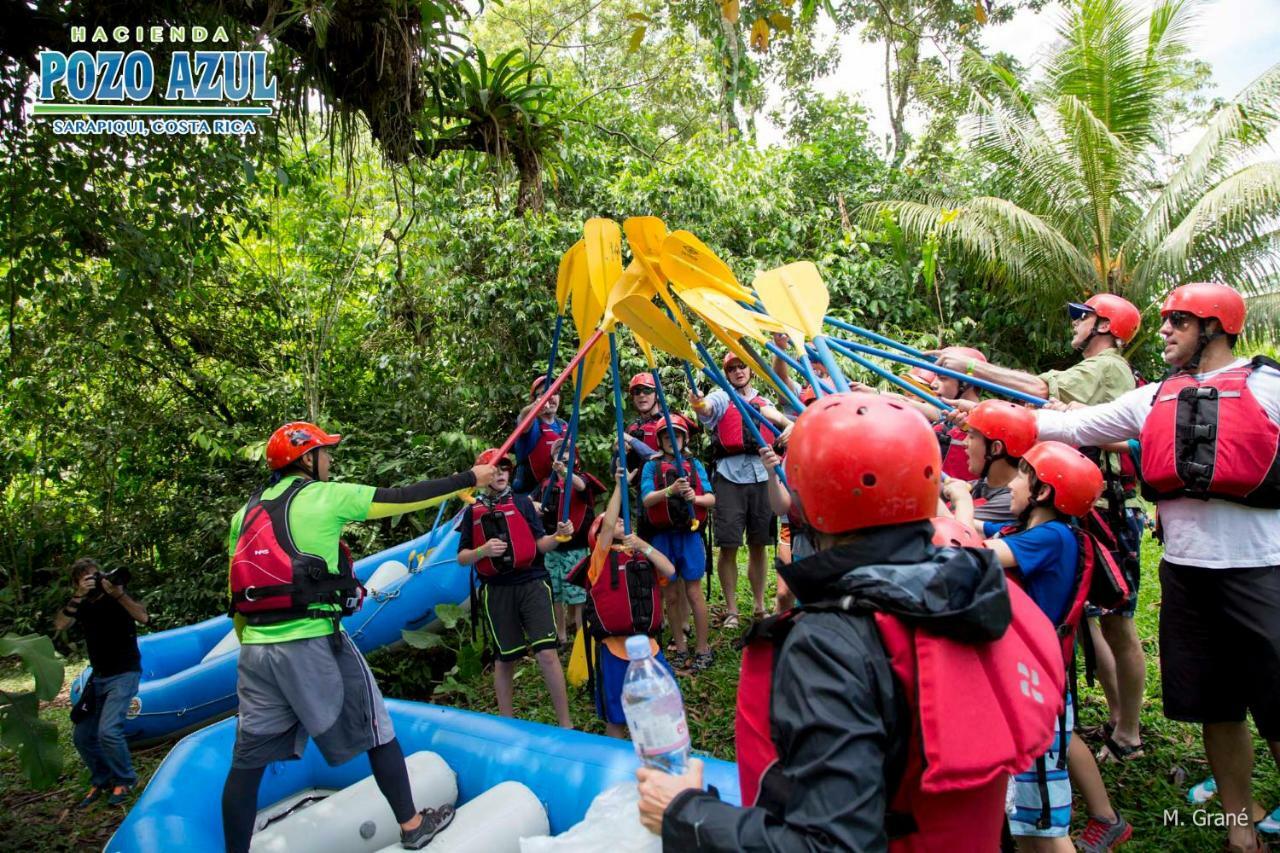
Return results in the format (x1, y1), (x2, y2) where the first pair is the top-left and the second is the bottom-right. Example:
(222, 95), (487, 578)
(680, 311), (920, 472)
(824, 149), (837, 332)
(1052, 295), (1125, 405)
(53, 557), (148, 808)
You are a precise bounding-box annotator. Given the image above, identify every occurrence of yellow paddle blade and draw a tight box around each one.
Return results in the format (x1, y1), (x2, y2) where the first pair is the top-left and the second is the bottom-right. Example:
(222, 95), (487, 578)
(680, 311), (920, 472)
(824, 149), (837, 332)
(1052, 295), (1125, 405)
(660, 231), (754, 302)
(555, 240), (580, 314)
(584, 218), (623, 321)
(678, 287), (769, 341)
(566, 628), (588, 687)
(566, 240), (595, 341)
(615, 260), (655, 302)
(633, 328), (656, 367)
(574, 341), (611, 400)
(612, 293), (701, 365)
(753, 261), (828, 340)
(623, 216), (667, 279)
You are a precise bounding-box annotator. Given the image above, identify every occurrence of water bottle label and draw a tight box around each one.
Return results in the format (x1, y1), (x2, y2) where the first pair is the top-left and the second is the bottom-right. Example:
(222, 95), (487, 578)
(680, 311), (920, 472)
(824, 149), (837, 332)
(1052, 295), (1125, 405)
(627, 692), (690, 756)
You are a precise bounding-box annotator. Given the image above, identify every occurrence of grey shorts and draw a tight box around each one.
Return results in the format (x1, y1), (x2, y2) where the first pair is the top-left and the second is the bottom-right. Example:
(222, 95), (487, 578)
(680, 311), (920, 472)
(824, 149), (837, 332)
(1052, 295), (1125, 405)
(231, 631), (395, 770)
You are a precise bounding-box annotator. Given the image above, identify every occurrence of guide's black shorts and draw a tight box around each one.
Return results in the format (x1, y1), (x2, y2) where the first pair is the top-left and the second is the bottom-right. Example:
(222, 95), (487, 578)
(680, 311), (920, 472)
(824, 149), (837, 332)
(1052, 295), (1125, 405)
(1159, 560), (1280, 739)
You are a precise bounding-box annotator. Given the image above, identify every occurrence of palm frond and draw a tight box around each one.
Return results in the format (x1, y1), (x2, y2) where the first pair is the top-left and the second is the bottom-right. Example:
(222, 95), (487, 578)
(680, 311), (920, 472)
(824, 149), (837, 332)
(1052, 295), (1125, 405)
(1122, 61), (1280, 262)
(1134, 161), (1280, 298)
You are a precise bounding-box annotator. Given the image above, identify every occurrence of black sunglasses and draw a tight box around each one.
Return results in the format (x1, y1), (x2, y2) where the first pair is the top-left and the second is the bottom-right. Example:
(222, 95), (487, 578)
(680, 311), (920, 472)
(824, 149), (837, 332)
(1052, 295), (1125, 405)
(725, 362), (749, 372)
(1165, 310), (1197, 330)
(630, 387), (655, 396)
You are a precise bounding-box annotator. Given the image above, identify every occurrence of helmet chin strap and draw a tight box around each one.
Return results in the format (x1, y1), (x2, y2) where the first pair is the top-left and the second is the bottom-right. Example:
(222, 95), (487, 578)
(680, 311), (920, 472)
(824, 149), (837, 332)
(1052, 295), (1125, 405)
(1182, 317), (1225, 374)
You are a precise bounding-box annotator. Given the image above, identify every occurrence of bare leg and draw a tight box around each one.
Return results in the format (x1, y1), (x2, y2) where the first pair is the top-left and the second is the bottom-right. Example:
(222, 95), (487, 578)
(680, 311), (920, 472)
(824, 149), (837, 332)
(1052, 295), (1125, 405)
(568, 603), (582, 636)
(718, 546), (739, 619)
(664, 583), (688, 655)
(686, 580), (711, 655)
(1068, 735), (1117, 822)
(747, 544), (768, 616)
(493, 659), (517, 718)
(775, 539), (794, 612)
(553, 601), (568, 645)
(1087, 618), (1121, 727)
(1015, 836), (1074, 852)
(535, 648), (573, 728)
(1099, 614), (1146, 748)
(1205, 721), (1257, 849)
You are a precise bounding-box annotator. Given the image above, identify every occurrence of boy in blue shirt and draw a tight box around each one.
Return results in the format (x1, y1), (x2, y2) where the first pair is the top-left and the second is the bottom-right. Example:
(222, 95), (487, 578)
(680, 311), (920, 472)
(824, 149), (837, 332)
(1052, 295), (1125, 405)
(639, 415), (715, 671)
(946, 440), (1132, 852)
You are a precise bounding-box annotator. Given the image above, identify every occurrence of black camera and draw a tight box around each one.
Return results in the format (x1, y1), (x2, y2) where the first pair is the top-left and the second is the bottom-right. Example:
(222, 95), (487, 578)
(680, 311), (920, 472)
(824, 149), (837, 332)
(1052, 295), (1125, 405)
(92, 566), (131, 591)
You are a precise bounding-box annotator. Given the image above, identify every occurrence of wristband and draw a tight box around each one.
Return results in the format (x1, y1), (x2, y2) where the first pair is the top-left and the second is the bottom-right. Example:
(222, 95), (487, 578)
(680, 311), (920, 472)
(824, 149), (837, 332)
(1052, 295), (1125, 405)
(966, 359), (976, 376)
(643, 545), (655, 557)
(664, 486), (673, 498)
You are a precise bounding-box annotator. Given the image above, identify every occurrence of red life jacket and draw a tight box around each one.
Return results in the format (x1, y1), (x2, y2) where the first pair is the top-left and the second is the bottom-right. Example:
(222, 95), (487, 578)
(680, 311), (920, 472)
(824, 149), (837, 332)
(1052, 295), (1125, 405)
(524, 420), (567, 484)
(538, 471), (605, 548)
(715, 395), (777, 456)
(229, 479), (364, 625)
(627, 416), (664, 454)
(735, 583), (1064, 850)
(469, 497), (539, 579)
(571, 549), (663, 639)
(645, 459), (708, 532)
(936, 423), (973, 480)
(1138, 357), (1280, 508)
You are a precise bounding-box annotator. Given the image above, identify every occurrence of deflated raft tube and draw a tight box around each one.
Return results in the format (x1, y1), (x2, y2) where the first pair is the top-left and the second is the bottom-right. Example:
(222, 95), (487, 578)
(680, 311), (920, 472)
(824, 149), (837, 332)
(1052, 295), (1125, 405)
(108, 700), (741, 853)
(71, 519), (471, 743)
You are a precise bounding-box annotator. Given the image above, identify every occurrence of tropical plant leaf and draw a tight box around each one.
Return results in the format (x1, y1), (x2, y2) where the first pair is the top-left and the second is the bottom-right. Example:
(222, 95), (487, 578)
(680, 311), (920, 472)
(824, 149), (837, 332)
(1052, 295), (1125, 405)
(0, 634), (64, 702)
(0, 694), (63, 789)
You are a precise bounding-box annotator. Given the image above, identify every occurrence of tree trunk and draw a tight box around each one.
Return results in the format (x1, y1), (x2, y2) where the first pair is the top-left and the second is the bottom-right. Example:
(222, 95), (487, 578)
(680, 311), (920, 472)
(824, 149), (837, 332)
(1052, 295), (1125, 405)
(514, 147), (544, 215)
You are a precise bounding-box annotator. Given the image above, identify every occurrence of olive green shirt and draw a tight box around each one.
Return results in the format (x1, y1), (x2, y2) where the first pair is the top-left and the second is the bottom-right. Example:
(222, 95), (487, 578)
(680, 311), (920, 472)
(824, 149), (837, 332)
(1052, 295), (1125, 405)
(1037, 348), (1136, 405)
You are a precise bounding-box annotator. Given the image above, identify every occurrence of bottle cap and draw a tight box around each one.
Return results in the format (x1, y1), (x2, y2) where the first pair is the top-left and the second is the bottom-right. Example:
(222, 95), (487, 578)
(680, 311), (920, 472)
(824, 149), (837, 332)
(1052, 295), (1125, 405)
(624, 635), (651, 661)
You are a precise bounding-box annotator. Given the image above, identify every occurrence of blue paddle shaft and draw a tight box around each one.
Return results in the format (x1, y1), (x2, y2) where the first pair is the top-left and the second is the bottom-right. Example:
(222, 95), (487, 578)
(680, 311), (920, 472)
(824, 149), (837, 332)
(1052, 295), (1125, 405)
(763, 341), (836, 397)
(831, 336), (1048, 406)
(545, 314), (563, 388)
(694, 342), (787, 487)
(823, 316), (934, 361)
(559, 357), (586, 525)
(608, 334), (633, 534)
(650, 366), (686, 472)
(811, 337), (851, 393)
(740, 341), (806, 413)
(823, 339), (953, 411)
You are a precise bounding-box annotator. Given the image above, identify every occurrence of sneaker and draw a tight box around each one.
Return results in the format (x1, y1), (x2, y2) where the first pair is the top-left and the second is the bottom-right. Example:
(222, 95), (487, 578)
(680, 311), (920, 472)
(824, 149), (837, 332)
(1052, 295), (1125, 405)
(107, 785), (134, 806)
(1076, 813), (1133, 851)
(76, 785), (105, 809)
(401, 804), (456, 849)
(691, 651), (715, 673)
(1189, 778), (1218, 805)
(1259, 808), (1280, 836)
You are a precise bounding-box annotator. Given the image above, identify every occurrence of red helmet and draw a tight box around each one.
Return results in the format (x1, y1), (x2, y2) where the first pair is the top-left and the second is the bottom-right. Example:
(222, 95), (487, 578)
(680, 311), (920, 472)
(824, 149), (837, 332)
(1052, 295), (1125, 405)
(1021, 441), (1104, 517)
(530, 376), (547, 399)
(930, 516), (982, 549)
(787, 393), (940, 534)
(655, 413), (692, 436)
(966, 400), (1038, 459)
(587, 514), (607, 550)
(723, 352), (748, 370)
(475, 448), (515, 470)
(799, 385), (817, 406)
(266, 422), (341, 470)
(1160, 282), (1246, 335)
(941, 346), (987, 365)
(1070, 294), (1142, 343)
(629, 372), (656, 391)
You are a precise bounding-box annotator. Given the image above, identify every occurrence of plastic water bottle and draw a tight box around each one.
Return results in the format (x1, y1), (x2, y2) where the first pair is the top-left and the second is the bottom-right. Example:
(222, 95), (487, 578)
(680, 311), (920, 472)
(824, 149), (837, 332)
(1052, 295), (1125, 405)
(621, 634), (691, 774)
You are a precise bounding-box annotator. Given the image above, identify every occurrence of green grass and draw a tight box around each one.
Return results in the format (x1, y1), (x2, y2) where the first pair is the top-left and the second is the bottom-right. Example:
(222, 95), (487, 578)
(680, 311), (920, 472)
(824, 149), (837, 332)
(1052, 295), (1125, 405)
(4, 537), (1276, 850)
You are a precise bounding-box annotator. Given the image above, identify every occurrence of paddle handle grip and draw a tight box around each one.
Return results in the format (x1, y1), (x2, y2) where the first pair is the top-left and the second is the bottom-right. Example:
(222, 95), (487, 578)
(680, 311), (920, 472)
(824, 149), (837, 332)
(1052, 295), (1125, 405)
(823, 339), (953, 411)
(496, 329), (604, 460)
(830, 336), (1048, 406)
(694, 343), (788, 487)
(823, 317), (935, 361)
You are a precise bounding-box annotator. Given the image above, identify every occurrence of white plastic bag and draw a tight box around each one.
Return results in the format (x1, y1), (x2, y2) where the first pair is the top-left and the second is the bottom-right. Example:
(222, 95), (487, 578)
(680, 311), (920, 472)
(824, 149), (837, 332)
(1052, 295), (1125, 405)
(519, 783), (661, 853)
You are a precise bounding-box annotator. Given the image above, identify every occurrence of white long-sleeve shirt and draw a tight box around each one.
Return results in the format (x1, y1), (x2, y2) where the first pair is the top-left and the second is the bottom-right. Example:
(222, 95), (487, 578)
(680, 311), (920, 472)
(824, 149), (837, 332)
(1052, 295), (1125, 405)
(1035, 358), (1280, 569)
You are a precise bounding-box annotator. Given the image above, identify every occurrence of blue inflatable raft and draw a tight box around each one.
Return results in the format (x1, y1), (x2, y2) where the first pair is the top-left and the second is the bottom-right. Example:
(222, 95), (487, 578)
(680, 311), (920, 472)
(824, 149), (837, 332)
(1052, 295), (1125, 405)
(72, 518), (472, 743)
(107, 699), (741, 852)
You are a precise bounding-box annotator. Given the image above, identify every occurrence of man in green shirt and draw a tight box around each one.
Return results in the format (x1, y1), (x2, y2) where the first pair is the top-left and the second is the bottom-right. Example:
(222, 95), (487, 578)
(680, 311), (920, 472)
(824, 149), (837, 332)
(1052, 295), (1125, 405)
(931, 295), (1152, 753)
(221, 421), (496, 852)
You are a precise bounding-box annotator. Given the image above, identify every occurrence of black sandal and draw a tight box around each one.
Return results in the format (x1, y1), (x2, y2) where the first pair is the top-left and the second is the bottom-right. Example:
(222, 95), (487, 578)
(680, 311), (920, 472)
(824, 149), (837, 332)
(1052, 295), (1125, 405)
(401, 804), (456, 849)
(1097, 732), (1144, 763)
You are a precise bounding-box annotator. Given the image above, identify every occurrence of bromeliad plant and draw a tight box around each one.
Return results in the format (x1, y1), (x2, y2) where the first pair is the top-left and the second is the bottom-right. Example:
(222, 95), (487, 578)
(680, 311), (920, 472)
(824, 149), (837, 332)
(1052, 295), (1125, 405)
(865, 0), (1280, 343)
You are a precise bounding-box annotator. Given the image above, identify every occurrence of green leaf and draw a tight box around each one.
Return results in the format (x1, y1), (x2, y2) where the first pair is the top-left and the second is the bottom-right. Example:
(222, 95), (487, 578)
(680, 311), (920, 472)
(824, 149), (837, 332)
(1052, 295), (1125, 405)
(0, 694), (64, 789)
(628, 27), (646, 54)
(626, 12), (652, 22)
(434, 603), (467, 630)
(0, 634), (64, 701)
(401, 628), (445, 649)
